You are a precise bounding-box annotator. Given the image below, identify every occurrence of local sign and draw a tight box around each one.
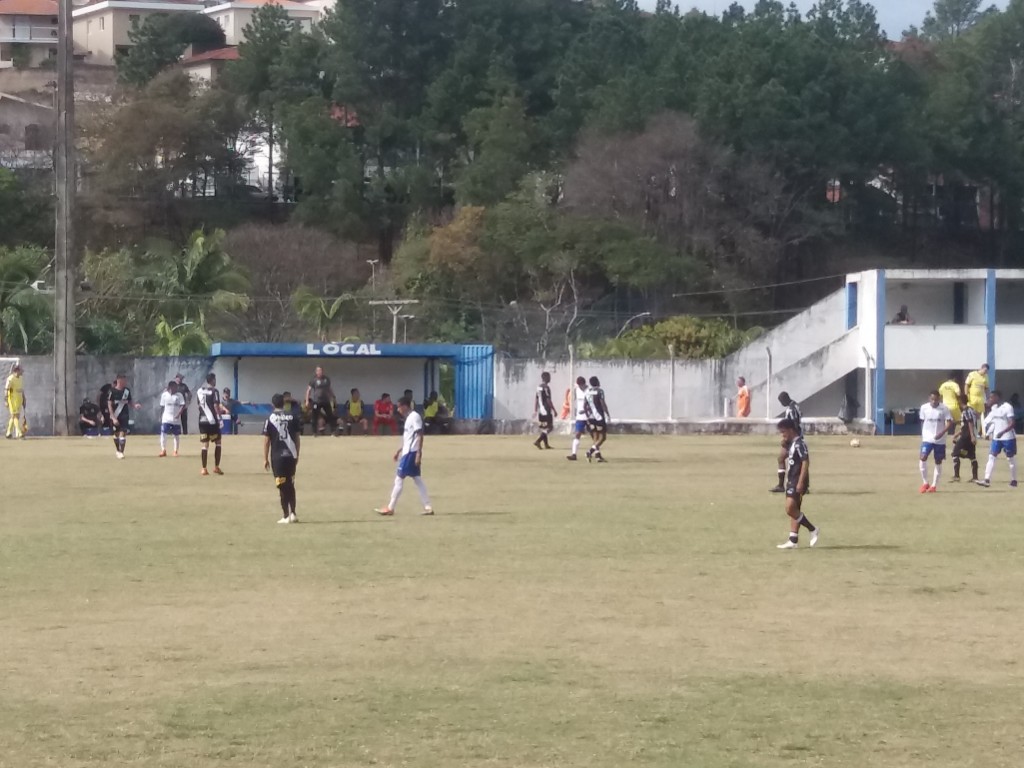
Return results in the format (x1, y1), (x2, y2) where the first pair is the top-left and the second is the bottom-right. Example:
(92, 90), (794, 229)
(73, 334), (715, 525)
(305, 343), (383, 357)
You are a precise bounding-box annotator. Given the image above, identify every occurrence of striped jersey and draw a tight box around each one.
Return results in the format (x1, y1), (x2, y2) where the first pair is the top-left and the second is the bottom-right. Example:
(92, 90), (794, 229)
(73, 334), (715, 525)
(959, 405), (979, 440)
(783, 401), (803, 435)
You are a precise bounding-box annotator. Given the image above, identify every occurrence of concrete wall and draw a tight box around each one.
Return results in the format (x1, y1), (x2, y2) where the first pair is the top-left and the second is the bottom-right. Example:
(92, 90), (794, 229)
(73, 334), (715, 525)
(885, 326), (987, 370)
(886, 370), (950, 411)
(0, 95), (52, 155)
(18, 355), (212, 435)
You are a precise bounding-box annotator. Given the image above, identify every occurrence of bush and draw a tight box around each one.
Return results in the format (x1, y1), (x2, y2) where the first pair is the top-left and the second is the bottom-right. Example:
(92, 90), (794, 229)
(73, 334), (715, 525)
(583, 316), (763, 360)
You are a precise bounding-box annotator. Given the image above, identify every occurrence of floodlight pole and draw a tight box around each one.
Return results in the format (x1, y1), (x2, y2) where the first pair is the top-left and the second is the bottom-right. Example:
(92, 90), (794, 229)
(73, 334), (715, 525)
(53, 0), (77, 436)
(368, 300), (419, 344)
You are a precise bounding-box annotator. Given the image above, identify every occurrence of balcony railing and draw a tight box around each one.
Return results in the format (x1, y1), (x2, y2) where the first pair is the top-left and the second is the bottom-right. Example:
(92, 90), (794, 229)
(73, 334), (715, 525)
(0, 26), (59, 42)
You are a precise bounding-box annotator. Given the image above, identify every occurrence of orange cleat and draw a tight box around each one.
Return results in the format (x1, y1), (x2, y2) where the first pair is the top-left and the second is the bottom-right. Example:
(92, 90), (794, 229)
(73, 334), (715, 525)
(375, 507), (394, 516)
(926, 486), (937, 493)
(919, 484), (930, 493)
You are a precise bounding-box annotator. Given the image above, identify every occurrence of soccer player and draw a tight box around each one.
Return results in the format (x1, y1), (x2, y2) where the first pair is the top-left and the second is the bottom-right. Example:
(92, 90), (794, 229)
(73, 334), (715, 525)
(343, 388), (369, 435)
(775, 418), (819, 549)
(919, 390), (954, 493)
(965, 363), (990, 435)
(584, 375), (610, 463)
(533, 371), (555, 450)
(566, 376), (589, 461)
(736, 377), (751, 418)
(771, 392), (803, 493)
(263, 393), (301, 524)
(305, 366), (337, 436)
(977, 391), (1017, 488)
(939, 372), (962, 423)
(5, 362), (26, 439)
(951, 392), (980, 483)
(158, 380), (185, 457)
(196, 373), (224, 476)
(376, 396), (433, 516)
(107, 373), (142, 459)
(78, 398), (101, 436)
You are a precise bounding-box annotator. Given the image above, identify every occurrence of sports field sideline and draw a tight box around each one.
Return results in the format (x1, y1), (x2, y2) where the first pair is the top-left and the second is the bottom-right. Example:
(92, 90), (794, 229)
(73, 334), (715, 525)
(3, 434), (1023, 767)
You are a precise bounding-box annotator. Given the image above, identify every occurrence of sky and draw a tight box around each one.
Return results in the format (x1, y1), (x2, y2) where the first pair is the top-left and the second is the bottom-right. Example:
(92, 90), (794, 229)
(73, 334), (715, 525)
(638, 0), (1010, 40)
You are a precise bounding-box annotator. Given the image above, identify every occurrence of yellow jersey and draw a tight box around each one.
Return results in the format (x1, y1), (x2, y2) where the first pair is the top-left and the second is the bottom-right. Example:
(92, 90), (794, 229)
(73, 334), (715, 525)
(965, 371), (988, 405)
(938, 380), (961, 417)
(348, 399), (363, 418)
(5, 374), (23, 405)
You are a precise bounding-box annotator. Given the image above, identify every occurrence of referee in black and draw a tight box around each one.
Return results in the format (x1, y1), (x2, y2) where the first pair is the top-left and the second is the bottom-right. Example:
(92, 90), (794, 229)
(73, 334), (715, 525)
(305, 366), (338, 436)
(174, 373), (192, 435)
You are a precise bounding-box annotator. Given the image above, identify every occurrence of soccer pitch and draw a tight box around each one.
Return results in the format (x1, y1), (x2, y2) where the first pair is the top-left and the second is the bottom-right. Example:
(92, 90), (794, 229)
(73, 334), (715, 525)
(3, 434), (1023, 767)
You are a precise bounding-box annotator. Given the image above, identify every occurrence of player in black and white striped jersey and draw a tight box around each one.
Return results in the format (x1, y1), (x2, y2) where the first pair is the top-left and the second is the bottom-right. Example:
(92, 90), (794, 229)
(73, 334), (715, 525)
(771, 392), (803, 493)
(952, 392), (980, 483)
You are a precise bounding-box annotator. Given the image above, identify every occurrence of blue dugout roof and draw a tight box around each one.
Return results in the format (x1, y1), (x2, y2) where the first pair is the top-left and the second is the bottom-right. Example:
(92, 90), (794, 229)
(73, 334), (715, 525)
(211, 342), (465, 359)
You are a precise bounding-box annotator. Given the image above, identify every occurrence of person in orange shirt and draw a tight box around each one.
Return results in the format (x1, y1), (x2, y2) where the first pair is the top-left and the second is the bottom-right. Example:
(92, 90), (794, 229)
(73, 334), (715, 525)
(736, 377), (751, 418)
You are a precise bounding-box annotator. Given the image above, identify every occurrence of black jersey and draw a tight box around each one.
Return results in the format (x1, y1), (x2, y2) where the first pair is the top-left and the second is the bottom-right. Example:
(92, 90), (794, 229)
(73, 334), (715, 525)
(108, 386), (132, 420)
(537, 383), (554, 417)
(309, 375), (332, 404)
(263, 410), (300, 459)
(196, 384), (220, 426)
(783, 401), (803, 435)
(785, 435), (809, 489)
(960, 405), (979, 439)
(80, 401), (100, 422)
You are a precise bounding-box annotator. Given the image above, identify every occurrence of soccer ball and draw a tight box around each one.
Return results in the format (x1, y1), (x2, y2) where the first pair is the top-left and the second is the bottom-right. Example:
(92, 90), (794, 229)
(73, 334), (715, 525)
(850, 438), (861, 448)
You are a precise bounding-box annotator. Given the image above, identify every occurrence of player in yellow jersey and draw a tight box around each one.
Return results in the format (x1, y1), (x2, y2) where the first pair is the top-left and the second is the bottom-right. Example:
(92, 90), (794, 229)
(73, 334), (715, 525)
(5, 362), (26, 439)
(939, 372), (962, 423)
(965, 363), (990, 436)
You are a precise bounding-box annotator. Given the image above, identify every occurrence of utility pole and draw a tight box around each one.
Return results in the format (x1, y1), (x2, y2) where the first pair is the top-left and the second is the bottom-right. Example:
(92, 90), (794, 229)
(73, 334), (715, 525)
(53, 0), (76, 436)
(401, 314), (415, 343)
(368, 300), (419, 344)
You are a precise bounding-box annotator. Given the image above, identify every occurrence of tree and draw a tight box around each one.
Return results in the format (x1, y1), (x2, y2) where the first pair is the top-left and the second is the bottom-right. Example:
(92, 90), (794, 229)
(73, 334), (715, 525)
(291, 287), (351, 341)
(229, 3), (298, 200)
(151, 313), (213, 355)
(0, 247), (52, 354)
(455, 91), (534, 205)
(921, 0), (997, 40)
(0, 169), (53, 248)
(117, 13), (226, 87)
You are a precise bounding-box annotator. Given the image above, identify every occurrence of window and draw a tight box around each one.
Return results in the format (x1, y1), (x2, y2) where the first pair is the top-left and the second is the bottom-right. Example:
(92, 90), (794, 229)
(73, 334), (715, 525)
(24, 124), (46, 151)
(99, 17), (105, 31)
(86, 20), (91, 34)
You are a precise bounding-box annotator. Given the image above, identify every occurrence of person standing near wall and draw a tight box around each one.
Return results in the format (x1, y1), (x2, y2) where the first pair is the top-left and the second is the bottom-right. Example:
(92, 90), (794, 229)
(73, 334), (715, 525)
(532, 372), (554, 450)
(5, 363), (26, 439)
(584, 376), (610, 463)
(566, 376), (589, 461)
(107, 373), (142, 459)
(736, 377), (751, 418)
(305, 366), (337, 436)
(175, 373), (192, 436)
(158, 380), (185, 457)
(196, 373), (224, 476)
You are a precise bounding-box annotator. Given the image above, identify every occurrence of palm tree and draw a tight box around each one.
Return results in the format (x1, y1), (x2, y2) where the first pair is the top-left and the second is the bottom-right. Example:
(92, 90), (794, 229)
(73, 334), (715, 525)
(0, 247), (52, 354)
(291, 286), (351, 342)
(151, 313), (213, 355)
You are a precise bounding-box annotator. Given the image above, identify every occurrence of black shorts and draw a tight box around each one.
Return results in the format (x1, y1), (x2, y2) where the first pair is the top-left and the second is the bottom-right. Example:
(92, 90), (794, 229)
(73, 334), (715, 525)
(785, 486), (803, 502)
(271, 453), (296, 479)
(588, 419), (607, 433)
(538, 414), (553, 430)
(198, 423), (222, 442)
(112, 416), (131, 433)
(954, 435), (977, 460)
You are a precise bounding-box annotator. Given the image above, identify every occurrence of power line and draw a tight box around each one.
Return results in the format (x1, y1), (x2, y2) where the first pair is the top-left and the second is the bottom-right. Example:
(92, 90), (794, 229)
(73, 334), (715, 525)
(671, 273), (847, 298)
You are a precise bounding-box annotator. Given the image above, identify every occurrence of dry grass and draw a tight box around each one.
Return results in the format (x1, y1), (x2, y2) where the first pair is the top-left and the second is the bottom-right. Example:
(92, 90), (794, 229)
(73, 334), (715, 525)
(3, 433), (1023, 767)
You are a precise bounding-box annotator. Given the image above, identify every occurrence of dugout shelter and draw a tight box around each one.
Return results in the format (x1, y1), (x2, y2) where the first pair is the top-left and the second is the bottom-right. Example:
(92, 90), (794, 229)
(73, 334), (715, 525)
(209, 342), (494, 432)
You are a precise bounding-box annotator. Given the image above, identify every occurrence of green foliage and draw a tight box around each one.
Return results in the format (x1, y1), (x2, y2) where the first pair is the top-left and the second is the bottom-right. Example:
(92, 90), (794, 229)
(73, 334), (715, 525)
(10, 43), (31, 70)
(291, 286), (351, 341)
(584, 316), (763, 360)
(0, 246), (52, 354)
(151, 313), (213, 355)
(117, 12), (227, 87)
(0, 169), (53, 248)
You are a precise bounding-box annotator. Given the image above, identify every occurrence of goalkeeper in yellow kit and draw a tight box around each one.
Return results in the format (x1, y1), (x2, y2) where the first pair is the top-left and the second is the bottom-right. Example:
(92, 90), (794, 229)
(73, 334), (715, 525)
(5, 362), (27, 439)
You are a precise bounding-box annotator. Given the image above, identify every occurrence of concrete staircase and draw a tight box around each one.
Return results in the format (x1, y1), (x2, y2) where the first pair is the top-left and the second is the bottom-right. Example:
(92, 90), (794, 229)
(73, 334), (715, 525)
(724, 289), (864, 418)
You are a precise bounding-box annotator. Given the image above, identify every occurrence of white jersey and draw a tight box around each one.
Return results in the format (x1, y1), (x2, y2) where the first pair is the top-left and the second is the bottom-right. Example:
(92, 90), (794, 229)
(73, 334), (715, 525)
(985, 402), (1016, 440)
(159, 391), (185, 425)
(402, 410), (424, 456)
(920, 402), (952, 444)
(574, 386), (588, 420)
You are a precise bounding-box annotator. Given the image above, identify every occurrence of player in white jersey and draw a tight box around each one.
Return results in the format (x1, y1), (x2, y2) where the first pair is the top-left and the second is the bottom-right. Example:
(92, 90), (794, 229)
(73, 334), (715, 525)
(376, 396), (433, 516)
(566, 376), (589, 461)
(977, 390), (1018, 488)
(157, 380), (185, 457)
(918, 390), (954, 493)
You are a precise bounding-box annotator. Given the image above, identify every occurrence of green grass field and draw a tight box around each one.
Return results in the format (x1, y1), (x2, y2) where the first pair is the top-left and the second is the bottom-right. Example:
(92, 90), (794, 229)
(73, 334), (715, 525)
(3, 433), (1023, 767)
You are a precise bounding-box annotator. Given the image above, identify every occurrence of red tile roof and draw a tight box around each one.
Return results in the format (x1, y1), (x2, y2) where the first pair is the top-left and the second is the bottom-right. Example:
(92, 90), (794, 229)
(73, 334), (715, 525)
(0, 0), (58, 16)
(181, 46), (240, 64)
